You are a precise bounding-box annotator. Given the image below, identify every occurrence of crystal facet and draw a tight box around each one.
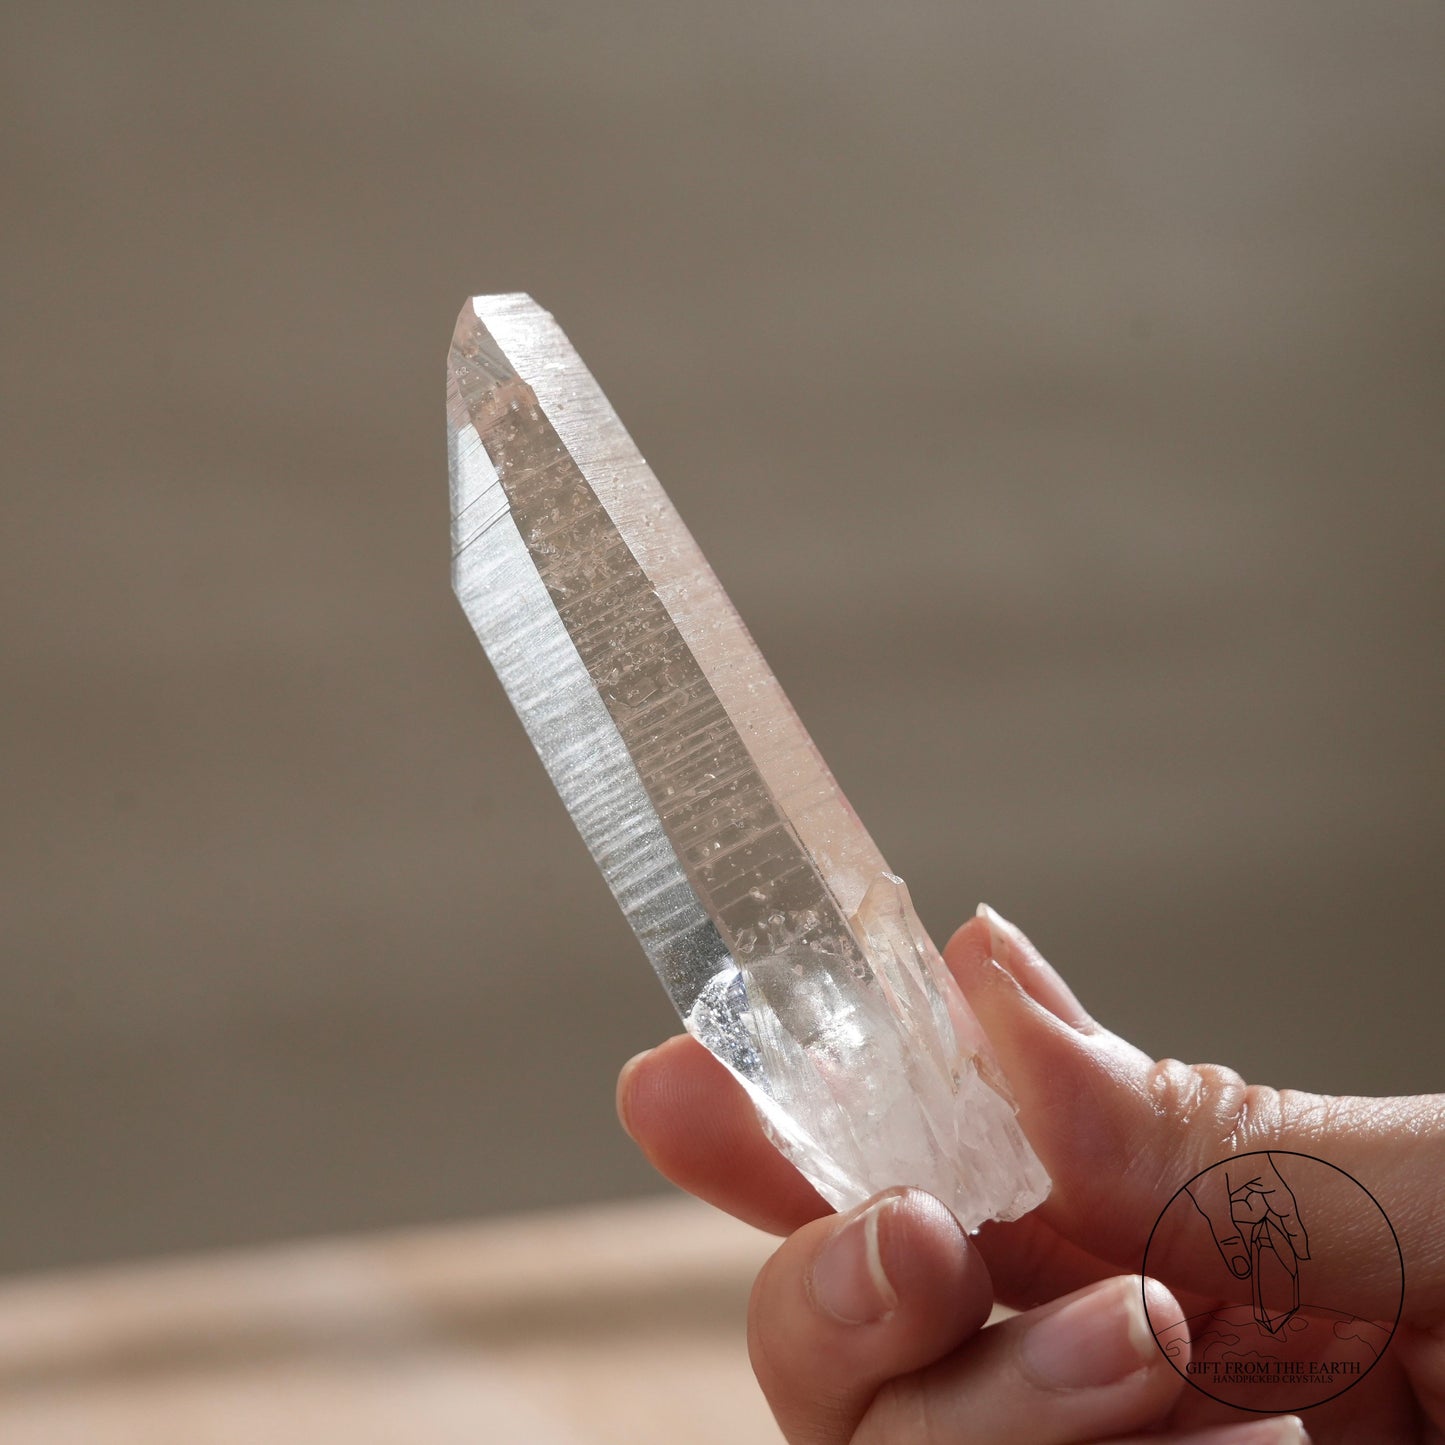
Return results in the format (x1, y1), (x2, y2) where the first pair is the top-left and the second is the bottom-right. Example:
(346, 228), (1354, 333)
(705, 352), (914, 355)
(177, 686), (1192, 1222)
(448, 294), (1049, 1229)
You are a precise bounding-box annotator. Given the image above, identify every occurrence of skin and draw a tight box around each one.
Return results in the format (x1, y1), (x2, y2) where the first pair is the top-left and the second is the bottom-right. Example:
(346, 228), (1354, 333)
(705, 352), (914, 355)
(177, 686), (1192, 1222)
(616, 908), (1445, 1444)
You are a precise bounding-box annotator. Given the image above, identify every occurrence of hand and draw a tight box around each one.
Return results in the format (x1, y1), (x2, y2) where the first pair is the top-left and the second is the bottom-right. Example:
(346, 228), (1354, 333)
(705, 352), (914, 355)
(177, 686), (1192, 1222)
(1185, 1153), (1309, 1284)
(616, 906), (1445, 1444)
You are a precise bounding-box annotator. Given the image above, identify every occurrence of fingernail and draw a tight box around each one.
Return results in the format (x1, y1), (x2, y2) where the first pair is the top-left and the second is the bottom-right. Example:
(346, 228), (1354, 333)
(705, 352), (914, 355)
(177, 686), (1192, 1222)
(976, 901), (1012, 961)
(1186, 1420), (1311, 1445)
(1268, 1421), (1311, 1445)
(810, 1196), (900, 1324)
(1247, 1420), (1311, 1445)
(615, 1048), (653, 1139)
(1019, 1276), (1158, 1389)
(976, 903), (1091, 1028)
(1230, 1252), (1252, 1278)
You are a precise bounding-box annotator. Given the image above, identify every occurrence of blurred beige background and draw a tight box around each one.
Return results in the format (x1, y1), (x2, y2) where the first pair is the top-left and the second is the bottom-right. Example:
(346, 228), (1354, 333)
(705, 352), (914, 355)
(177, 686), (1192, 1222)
(1, 3), (1441, 1277)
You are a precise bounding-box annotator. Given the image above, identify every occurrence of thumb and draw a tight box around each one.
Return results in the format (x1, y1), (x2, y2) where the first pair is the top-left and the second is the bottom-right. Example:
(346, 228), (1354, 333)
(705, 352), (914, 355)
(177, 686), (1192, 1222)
(947, 908), (1445, 1325)
(747, 1188), (992, 1444)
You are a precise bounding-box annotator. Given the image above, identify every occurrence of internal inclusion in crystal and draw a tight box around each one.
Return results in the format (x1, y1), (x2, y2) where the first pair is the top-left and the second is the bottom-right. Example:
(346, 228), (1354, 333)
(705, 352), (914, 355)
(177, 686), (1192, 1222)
(689, 872), (1045, 1216)
(449, 295), (1050, 1230)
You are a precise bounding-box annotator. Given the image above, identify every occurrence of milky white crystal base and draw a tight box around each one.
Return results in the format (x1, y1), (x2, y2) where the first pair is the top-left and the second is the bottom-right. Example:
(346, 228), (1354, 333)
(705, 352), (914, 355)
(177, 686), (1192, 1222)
(689, 873), (1050, 1229)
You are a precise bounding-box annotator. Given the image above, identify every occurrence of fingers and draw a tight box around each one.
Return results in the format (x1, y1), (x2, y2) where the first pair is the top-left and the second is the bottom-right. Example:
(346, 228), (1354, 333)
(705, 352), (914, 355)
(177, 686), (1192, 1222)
(616, 1034), (830, 1235)
(976, 901), (1092, 1028)
(946, 910), (1445, 1322)
(751, 1195), (1305, 1445)
(618, 1033), (1125, 1305)
(748, 1188), (992, 1444)
(853, 1274), (1185, 1445)
(621, 906), (1445, 1331)
(1109, 1423), (1310, 1445)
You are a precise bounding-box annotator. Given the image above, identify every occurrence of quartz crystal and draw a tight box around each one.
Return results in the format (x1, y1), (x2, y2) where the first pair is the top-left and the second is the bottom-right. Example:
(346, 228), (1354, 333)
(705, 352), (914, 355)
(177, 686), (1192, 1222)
(448, 294), (1049, 1229)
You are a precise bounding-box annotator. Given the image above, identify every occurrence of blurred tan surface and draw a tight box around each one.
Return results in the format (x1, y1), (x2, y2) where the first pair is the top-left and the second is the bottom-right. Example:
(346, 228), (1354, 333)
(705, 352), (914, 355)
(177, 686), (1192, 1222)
(1, 4), (1442, 1273)
(0, 1195), (782, 1444)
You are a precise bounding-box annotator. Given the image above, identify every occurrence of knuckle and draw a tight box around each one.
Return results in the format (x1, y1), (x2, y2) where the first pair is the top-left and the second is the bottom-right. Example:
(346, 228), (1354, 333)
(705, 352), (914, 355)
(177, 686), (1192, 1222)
(1144, 1056), (1298, 1182)
(1141, 1058), (1340, 1208)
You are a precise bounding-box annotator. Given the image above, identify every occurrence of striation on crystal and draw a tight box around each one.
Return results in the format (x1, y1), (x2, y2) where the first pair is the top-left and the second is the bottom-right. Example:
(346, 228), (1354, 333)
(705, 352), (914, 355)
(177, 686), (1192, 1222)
(448, 294), (1049, 1229)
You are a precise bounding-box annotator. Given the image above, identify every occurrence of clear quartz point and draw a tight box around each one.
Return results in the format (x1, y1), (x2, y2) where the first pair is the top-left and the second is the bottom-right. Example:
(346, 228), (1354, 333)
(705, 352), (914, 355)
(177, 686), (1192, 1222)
(448, 294), (1049, 1229)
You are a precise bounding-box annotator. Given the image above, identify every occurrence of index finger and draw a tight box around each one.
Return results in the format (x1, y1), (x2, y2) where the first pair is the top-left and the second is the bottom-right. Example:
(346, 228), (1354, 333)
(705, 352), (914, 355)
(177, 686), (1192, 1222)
(617, 1034), (831, 1236)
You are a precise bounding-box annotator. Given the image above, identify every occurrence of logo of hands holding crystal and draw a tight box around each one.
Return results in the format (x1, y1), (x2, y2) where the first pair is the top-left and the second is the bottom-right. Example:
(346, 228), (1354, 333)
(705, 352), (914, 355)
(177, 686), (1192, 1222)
(1143, 1150), (1403, 1413)
(1185, 1153), (1308, 1335)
